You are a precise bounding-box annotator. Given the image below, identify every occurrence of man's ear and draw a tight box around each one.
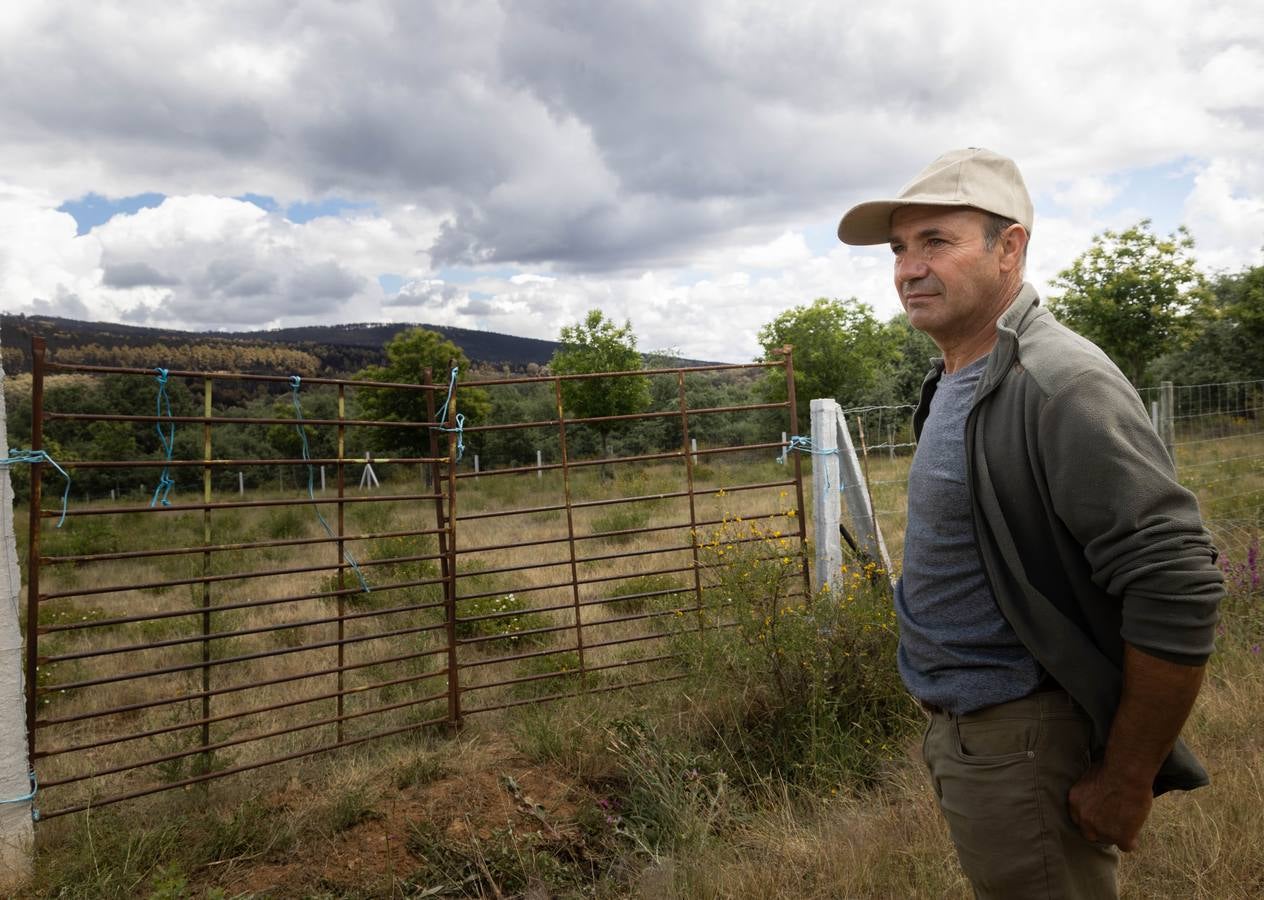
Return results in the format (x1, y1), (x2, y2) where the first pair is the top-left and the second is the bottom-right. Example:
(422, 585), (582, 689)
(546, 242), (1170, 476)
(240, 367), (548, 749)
(998, 224), (1028, 274)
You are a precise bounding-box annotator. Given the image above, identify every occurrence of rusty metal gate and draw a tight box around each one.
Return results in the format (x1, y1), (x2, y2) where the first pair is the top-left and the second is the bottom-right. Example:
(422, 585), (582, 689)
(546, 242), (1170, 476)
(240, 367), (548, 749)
(17, 337), (809, 819)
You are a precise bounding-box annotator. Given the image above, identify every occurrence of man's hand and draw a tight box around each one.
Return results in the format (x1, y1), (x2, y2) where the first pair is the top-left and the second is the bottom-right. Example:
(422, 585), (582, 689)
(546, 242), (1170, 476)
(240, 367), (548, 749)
(1068, 760), (1153, 851)
(1067, 643), (1206, 851)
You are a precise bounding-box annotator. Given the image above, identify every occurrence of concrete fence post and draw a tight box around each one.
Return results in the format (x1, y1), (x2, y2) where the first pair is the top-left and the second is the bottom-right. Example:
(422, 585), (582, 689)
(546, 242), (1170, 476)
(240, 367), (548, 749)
(809, 399), (843, 594)
(0, 334), (35, 889)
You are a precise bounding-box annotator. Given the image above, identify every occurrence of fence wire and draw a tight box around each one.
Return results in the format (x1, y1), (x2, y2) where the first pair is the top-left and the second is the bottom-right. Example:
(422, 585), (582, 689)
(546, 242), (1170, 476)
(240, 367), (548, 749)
(850, 381), (1263, 577)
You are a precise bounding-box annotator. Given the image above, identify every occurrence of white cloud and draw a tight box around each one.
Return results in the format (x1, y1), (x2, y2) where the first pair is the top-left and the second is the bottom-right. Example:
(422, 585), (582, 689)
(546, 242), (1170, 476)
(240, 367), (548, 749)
(0, 0), (1260, 361)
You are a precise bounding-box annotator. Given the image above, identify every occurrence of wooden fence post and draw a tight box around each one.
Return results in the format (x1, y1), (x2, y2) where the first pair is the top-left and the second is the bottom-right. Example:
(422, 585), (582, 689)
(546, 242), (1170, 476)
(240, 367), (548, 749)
(1159, 381), (1176, 469)
(834, 405), (893, 581)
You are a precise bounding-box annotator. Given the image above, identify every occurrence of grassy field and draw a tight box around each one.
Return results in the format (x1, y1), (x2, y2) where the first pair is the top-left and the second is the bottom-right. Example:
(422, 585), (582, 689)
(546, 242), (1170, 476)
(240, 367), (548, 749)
(15, 424), (1264, 898)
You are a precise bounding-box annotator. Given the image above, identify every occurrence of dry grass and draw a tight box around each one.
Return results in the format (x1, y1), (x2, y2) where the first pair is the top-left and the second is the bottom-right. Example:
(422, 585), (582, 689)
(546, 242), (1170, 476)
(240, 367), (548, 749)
(18, 421), (1264, 897)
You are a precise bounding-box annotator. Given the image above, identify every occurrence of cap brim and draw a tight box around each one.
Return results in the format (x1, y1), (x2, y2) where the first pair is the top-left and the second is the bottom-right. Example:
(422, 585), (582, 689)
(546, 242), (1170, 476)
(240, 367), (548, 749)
(837, 198), (997, 245)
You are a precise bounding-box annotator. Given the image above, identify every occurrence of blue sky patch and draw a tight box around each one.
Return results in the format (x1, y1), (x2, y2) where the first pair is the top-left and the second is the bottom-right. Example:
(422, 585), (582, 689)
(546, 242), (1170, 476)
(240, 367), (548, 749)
(377, 273), (405, 294)
(57, 192), (166, 235)
(435, 266), (519, 284)
(237, 192), (280, 212)
(285, 196), (378, 223)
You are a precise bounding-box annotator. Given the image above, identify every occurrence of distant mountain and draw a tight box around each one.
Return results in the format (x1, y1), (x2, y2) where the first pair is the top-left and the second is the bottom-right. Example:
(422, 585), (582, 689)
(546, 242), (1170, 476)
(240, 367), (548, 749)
(0, 314), (567, 376)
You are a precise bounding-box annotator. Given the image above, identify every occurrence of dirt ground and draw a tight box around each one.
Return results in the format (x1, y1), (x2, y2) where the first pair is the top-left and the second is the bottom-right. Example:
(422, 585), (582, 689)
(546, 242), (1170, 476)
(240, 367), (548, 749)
(201, 745), (597, 898)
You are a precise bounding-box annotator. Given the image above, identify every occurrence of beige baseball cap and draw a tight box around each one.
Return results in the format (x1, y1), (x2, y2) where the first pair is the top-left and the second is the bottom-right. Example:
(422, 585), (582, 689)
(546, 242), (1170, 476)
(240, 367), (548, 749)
(837, 147), (1033, 245)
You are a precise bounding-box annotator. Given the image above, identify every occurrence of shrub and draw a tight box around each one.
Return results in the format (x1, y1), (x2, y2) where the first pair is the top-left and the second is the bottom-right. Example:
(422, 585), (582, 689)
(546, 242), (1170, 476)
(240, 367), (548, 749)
(601, 574), (690, 616)
(676, 513), (916, 789)
(456, 592), (551, 650)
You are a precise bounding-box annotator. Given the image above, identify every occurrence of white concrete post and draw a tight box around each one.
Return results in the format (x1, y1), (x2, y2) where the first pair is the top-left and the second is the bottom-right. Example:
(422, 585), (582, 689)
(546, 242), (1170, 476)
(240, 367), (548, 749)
(473, 454), (480, 476)
(690, 438), (697, 465)
(320, 465), (326, 493)
(238, 472), (244, 495)
(537, 450), (543, 479)
(0, 336), (35, 889)
(809, 399), (843, 594)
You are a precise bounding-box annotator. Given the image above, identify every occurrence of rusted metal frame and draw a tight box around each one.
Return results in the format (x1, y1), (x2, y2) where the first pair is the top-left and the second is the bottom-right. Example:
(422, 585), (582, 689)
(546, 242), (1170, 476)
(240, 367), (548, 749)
(37, 644), (450, 727)
(457, 398), (783, 436)
(334, 385), (348, 742)
(574, 542), (694, 566)
(439, 366), (462, 730)
(453, 560), (696, 607)
(781, 347), (812, 597)
(460, 359), (785, 388)
(39, 575), (448, 634)
(200, 377), (214, 776)
(43, 360), (448, 392)
(676, 370), (707, 630)
(42, 491), (443, 519)
(457, 643), (578, 670)
(38, 666), (448, 759)
(444, 437), (783, 485)
(454, 506), (794, 554)
(24, 336), (47, 771)
(455, 597), (576, 627)
(449, 555), (572, 582)
(423, 367), (457, 735)
(461, 653), (677, 694)
(55, 455), (445, 469)
(40, 595), (449, 663)
(462, 617), (740, 671)
(457, 619), (576, 648)
(579, 587), (692, 610)
(41, 526), (448, 566)
(41, 558), (351, 601)
(577, 604), (692, 631)
(37, 548), (438, 600)
(41, 686), (450, 791)
(44, 411), (443, 429)
(37, 712), (451, 821)
(461, 673), (689, 716)
(38, 619), (449, 695)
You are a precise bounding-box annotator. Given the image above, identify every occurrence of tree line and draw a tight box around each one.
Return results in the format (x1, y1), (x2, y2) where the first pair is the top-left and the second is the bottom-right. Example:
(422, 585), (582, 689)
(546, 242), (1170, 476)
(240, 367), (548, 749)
(5, 219), (1261, 501)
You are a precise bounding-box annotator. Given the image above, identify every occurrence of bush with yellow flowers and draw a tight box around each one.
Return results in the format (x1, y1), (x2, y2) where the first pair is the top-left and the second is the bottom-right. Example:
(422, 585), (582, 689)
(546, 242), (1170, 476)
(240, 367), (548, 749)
(674, 508), (917, 789)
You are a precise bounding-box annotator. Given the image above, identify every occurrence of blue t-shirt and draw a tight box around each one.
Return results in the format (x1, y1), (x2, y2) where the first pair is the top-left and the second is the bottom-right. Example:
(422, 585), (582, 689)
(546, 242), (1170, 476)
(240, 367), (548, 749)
(894, 355), (1042, 713)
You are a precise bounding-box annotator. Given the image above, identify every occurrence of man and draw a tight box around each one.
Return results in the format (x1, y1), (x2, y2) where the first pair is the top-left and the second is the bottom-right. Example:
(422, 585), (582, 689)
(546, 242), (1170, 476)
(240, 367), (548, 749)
(837, 148), (1224, 899)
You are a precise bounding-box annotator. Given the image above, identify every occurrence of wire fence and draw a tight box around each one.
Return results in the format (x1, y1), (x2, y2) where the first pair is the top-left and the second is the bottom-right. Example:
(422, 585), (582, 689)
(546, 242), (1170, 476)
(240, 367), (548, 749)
(845, 379), (1264, 577)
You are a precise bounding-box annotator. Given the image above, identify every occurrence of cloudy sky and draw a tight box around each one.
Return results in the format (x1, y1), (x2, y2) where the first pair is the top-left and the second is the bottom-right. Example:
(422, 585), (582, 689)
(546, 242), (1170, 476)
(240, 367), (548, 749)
(1, 1), (1261, 362)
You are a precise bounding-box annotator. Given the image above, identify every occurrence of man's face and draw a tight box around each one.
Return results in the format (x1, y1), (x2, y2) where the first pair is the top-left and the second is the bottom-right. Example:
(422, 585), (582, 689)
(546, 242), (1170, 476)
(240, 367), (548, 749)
(888, 205), (1009, 346)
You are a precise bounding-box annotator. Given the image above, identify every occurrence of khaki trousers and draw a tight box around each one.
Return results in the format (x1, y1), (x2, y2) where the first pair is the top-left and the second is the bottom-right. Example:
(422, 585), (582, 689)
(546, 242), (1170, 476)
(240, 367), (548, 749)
(921, 690), (1119, 900)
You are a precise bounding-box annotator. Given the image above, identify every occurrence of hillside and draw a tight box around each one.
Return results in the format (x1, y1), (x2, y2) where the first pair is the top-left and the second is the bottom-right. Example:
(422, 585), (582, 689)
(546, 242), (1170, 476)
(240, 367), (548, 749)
(0, 314), (565, 376)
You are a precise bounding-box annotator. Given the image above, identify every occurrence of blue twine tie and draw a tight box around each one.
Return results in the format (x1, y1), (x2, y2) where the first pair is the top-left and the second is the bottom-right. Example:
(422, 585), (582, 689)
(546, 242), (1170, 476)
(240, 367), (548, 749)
(432, 366), (465, 462)
(0, 771), (38, 821)
(150, 368), (176, 507)
(289, 376), (370, 592)
(777, 435), (842, 490)
(2, 450), (70, 527)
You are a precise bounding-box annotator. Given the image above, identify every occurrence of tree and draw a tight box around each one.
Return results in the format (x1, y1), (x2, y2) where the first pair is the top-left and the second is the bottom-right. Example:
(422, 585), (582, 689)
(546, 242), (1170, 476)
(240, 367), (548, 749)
(549, 310), (650, 462)
(1152, 263), (1264, 385)
(354, 328), (491, 458)
(1049, 220), (1204, 385)
(757, 297), (898, 423)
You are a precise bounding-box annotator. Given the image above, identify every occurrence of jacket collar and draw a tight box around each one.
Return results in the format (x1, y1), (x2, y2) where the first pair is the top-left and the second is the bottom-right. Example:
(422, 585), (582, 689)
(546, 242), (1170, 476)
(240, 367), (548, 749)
(912, 282), (1044, 435)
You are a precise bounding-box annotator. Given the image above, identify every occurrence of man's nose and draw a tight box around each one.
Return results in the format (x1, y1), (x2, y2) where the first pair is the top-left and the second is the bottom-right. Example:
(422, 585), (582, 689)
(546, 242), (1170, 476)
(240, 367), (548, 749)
(895, 252), (928, 282)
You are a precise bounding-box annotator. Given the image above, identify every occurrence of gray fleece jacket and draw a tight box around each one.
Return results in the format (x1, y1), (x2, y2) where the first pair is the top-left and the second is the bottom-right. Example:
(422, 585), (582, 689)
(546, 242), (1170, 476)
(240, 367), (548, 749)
(912, 283), (1224, 795)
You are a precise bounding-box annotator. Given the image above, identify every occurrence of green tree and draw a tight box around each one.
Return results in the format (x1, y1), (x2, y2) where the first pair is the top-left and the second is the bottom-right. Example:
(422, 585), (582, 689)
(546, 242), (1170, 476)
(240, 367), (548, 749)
(549, 310), (650, 461)
(1152, 263), (1264, 385)
(757, 297), (898, 423)
(1049, 220), (1204, 385)
(354, 328), (491, 458)
(875, 313), (940, 405)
